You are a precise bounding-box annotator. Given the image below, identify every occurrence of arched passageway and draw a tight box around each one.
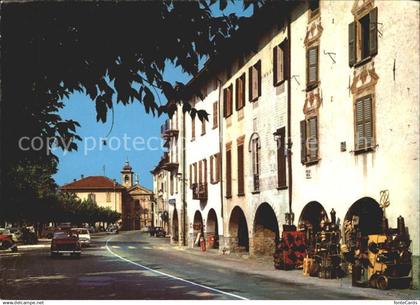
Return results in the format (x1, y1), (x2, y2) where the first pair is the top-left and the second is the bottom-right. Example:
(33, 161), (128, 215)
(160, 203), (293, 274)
(298, 201), (328, 256)
(343, 197), (384, 242)
(206, 209), (219, 249)
(193, 210), (204, 247)
(253, 202), (279, 256)
(228, 206), (249, 252)
(172, 209), (179, 242)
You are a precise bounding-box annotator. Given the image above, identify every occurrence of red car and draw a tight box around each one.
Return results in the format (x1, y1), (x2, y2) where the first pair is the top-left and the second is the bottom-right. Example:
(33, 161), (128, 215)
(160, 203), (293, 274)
(50, 231), (81, 258)
(0, 230), (18, 252)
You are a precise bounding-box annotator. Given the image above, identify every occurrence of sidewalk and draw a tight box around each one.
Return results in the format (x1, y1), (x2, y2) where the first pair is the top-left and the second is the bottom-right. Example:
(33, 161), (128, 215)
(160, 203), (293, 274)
(159, 239), (419, 300)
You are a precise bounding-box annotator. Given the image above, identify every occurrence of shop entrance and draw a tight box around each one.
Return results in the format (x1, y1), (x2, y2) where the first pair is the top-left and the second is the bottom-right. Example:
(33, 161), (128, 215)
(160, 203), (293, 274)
(206, 209), (219, 249)
(253, 202), (279, 256)
(228, 206), (249, 252)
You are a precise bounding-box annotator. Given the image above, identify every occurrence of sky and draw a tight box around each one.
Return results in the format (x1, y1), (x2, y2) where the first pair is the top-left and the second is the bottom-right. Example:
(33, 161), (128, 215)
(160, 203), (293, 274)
(53, 2), (253, 190)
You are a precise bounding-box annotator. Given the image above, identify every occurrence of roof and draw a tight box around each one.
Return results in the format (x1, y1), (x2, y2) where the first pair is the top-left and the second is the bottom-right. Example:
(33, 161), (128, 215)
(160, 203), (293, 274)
(60, 176), (125, 191)
(121, 160), (133, 172)
(183, 1), (297, 99)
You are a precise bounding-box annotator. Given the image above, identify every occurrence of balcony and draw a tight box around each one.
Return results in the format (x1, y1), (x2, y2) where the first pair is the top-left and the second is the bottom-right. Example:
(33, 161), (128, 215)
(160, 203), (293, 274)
(192, 183), (208, 201)
(161, 119), (179, 139)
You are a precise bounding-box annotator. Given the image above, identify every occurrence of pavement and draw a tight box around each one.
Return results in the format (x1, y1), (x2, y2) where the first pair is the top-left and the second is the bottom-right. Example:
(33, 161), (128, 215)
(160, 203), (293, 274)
(0, 230), (419, 300)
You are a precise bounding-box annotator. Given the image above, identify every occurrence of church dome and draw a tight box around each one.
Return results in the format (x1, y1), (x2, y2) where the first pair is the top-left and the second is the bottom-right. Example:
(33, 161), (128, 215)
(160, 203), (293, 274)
(122, 160), (132, 171)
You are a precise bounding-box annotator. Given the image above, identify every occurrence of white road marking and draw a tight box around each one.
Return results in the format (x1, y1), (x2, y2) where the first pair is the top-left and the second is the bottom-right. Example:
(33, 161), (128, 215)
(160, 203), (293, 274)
(105, 237), (248, 300)
(111, 245), (121, 249)
(128, 246), (137, 249)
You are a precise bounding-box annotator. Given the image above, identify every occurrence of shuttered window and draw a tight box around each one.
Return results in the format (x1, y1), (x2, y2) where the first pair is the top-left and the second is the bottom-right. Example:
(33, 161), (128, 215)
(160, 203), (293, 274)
(213, 101), (218, 128)
(273, 39), (289, 86)
(237, 142), (244, 196)
(349, 7), (378, 66)
(193, 163), (197, 184)
(189, 164), (192, 188)
(203, 159), (207, 184)
(236, 73), (246, 110)
(307, 46), (318, 87)
(355, 95), (373, 151)
(300, 117), (319, 164)
(215, 153), (220, 183)
(249, 60), (261, 102)
(226, 148), (232, 198)
(210, 155), (214, 183)
(276, 127), (287, 188)
(191, 117), (195, 140)
(201, 118), (206, 135)
(170, 174), (174, 196)
(307, 117), (318, 162)
(251, 137), (260, 192)
(300, 120), (307, 164)
(198, 160), (202, 184)
(223, 85), (233, 118)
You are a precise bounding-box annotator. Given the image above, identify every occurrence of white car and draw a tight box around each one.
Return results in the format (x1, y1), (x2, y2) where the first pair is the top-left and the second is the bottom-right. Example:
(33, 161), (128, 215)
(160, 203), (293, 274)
(70, 228), (91, 246)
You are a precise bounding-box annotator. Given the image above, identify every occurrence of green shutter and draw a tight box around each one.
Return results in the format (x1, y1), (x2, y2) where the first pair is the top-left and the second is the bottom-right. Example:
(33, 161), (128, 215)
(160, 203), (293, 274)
(364, 96), (372, 147)
(369, 7), (378, 56)
(300, 120), (307, 164)
(349, 21), (356, 67)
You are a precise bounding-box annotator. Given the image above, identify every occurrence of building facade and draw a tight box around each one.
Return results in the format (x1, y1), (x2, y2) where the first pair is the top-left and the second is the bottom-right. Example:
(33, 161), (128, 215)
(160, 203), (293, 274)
(151, 0), (419, 259)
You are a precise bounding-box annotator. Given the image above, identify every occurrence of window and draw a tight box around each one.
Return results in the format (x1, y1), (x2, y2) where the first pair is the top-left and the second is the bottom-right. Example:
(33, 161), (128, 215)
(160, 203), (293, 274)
(203, 159), (207, 184)
(237, 140), (245, 196)
(201, 118), (206, 135)
(170, 174), (174, 196)
(226, 145), (232, 198)
(106, 192), (111, 202)
(248, 60), (261, 102)
(273, 39), (289, 86)
(250, 134), (261, 192)
(198, 160), (202, 184)
(191, 116), (195, 140)
(193, 163), (197, 184)
(189, 164), (192, 188)
(236, 73), (246, 110)
(275, 127), (287, 188)
(354, 95), (374, 151)
(213, 101), (218, 129)
(306, 46), (318, 89)
(349, 7), (378, 66)
(300, 117), (319, 164)
(210, 153), (221, 184)
(223, 85), (233, 118)
(88, 193), (96, 203)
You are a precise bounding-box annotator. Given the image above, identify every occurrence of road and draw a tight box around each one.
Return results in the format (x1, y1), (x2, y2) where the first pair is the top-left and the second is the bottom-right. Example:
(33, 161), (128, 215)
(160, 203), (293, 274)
(0, 231), (416, 300)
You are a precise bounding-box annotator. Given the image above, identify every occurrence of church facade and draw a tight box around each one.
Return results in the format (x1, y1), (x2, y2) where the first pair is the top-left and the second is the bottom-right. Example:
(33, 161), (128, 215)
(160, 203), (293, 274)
(60, 161), (154, 230)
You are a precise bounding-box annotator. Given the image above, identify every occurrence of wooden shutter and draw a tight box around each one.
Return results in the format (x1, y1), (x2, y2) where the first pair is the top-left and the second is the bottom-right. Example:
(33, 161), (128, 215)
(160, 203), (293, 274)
(189, 164), (192, 188)
(300, 120), (307, 164)
(193, 163), (197, 184)
(273, 46), (278, 85)
(223, 88), (227, 117)
(203, 159), (207, 183)
(226, 149), (232, 197)
(307, 47), (318, 85)
(201, 118), (206, 135)
(216, 153), (221, 183)
(348, 21), (356, 67)
(191, 117), (195, 139)
(364, 96), (373, 147)
(210, 155), (214, 183)
(237, 144), (244, 195)
(198, 160), (202, 184)
(356, 98), (364, 150)
(274, 45), (284, 85)
(235, 77), (241, 110)
(369, 7), (378, 56)
(257, 61), (262, 97)
(277, 127), (286, 187)
(213, 101), (218, 128)
(283, 40), (289, 80)
(308, 117), (318, 161)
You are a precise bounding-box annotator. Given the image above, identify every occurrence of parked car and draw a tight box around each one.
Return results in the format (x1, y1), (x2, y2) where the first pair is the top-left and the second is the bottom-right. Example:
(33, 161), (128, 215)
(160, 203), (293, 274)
(106, 225), (119, 234)
(71, 228), (91, 246)
(19, 227), (38, 244)
(50, 231), (81, 258)
(8, 228), (22, 243)
(0, 229), (18, 252)
(154, 227), (166, 238)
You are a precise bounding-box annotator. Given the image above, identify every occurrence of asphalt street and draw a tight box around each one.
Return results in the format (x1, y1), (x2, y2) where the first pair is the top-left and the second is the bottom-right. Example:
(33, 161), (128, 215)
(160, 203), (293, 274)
(0, 231), (418, 300)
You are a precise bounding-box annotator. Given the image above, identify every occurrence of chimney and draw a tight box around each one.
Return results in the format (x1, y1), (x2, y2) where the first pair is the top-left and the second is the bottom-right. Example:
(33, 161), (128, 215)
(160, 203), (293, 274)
(81, 174), (84, 179)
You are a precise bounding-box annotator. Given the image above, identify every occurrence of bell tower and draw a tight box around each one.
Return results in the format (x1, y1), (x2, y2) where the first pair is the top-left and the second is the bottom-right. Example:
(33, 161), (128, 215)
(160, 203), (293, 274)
(121, 160), (133, 188)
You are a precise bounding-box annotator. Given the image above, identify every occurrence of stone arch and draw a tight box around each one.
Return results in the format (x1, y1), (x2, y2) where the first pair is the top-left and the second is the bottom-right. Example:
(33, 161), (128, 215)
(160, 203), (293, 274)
(172, 209), (179, 242)
(253, 202), (280, 256)
(192, 210), (204, 247)
(298, 201), (328, 255)
(228, 206), (249, 252)
(206, 208), (219, 249)
(343, 197), (383, 242)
